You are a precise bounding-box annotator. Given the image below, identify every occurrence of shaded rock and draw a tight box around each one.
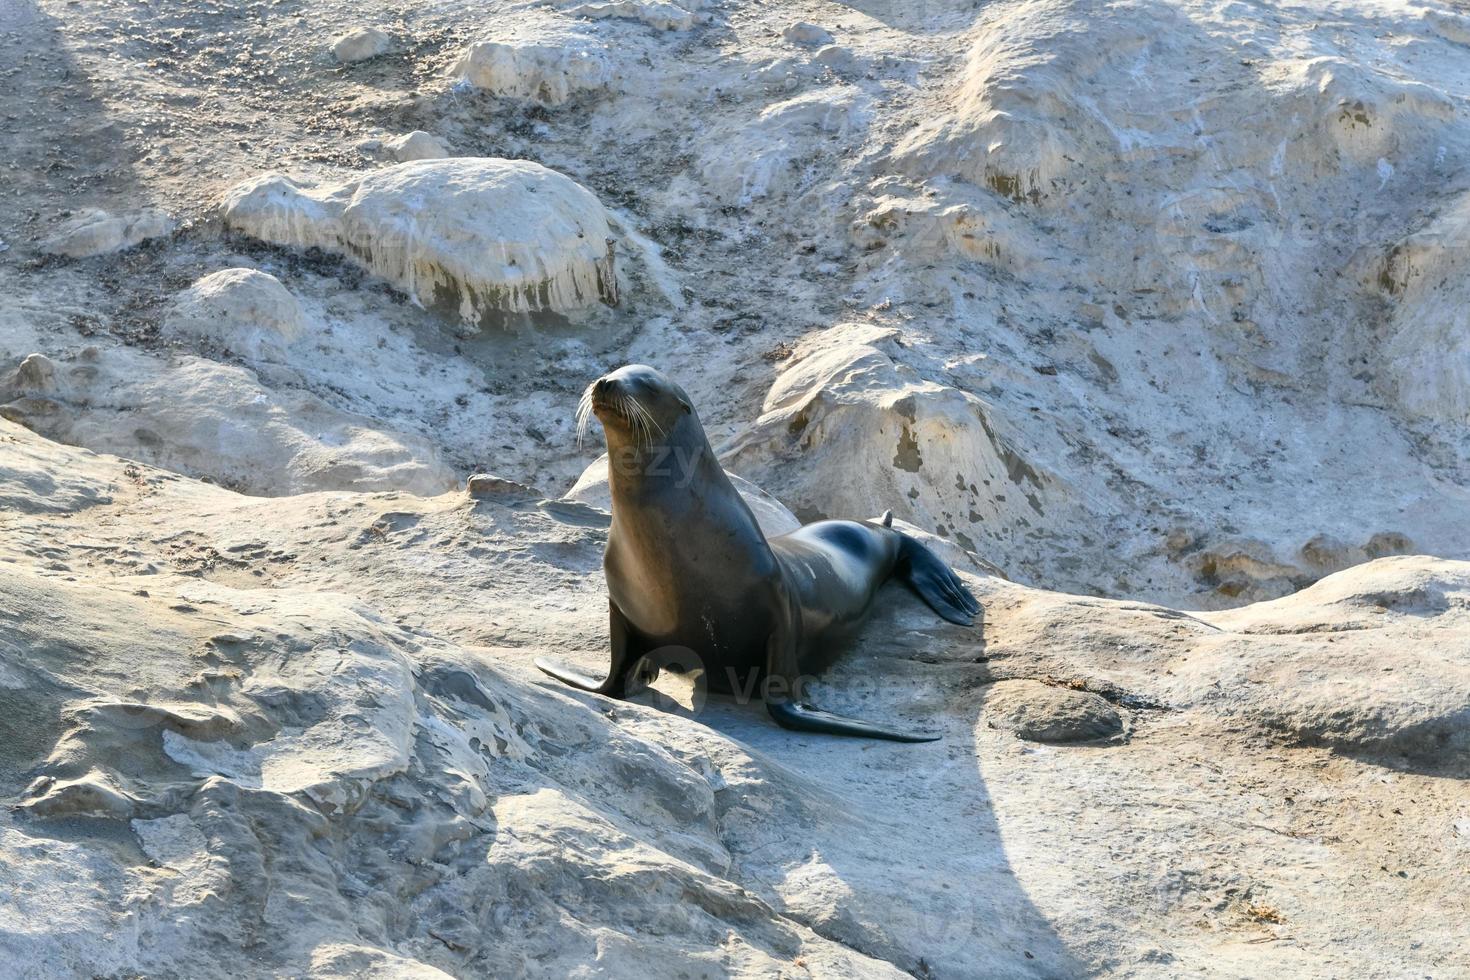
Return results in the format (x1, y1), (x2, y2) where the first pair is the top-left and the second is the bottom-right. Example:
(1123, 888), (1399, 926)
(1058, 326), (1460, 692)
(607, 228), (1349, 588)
(40, 208), (174, 258)
(18, 773), (137, 819)
(221, 158), (618, 328)
(163, 268), (307, 362)
(982, 681), (1124, 743)
(467, 472), (538, 498)
(1190, 537), (1304, 602)
(332, 27), (391, 63)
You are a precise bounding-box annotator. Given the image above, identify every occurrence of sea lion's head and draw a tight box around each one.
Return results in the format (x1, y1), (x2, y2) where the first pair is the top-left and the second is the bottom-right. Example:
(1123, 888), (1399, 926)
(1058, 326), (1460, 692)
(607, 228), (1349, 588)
(577, 364), (698, 454)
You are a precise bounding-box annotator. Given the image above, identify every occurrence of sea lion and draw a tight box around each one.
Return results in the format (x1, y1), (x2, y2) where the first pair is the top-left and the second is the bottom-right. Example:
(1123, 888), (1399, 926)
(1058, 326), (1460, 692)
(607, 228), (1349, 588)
(535, 364), (979, 741)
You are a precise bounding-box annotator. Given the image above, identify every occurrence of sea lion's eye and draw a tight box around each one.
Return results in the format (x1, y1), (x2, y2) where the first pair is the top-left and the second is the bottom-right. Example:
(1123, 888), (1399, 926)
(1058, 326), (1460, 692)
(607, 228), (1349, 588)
(681, 401), (692, 414)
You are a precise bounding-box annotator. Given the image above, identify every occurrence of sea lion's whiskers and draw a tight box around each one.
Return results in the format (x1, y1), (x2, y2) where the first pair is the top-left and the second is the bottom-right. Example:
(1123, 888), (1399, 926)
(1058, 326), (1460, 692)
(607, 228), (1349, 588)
(614, 389), (645, 446)
(575, 382), (597, 448)
(623, 392), (663, 442)
(576, 376), (664, 450)
(631, 399), (662, 442)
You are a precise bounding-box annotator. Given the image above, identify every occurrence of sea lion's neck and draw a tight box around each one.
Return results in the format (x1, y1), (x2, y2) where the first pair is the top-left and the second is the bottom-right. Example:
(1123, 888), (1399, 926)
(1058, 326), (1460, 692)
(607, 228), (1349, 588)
(605, 415), (717, 501)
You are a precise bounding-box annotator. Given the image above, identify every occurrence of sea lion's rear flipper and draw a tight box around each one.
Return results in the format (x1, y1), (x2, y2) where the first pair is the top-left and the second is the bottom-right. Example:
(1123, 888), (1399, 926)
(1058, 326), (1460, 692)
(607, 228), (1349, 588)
(767, 699), (940, 742)
(765, 607), (940, 742)
(534, 600), (637, 698)
(894, 533), (981, 627)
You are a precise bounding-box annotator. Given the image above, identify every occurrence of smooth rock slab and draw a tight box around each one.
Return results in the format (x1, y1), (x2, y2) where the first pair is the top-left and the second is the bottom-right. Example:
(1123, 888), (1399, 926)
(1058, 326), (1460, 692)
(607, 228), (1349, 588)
(221, 158), (618, 327)
(40, 208), (174, 257)
(982, 680), (1124, 743)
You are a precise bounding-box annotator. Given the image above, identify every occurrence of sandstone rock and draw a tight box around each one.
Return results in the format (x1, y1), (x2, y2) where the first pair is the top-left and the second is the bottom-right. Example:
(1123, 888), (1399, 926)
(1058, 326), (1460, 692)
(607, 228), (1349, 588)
(331, 26), (391, 63)
(40, 207), (174, 258)
(722, 322), (1054, 564)
(1370, 192), (1470, 424)
(985, 556), (1470, 762)
(466, 472), (538, 498)
(782, 22), (833, 46)
(0, 537), (901, 978)
(982, 680), (1124, 743)
(221, 158), (618, 327)
(382, 130), (450, 162)
(0, 346), (456, 496)
(163, 268), (307, 362)
(451, 36), (614, 105)
(1189, 558), (1470, 759)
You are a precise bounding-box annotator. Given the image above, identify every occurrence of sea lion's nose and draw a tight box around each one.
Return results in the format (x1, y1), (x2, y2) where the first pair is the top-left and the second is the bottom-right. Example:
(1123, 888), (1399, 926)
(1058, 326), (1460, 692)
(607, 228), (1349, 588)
(593, 377), (611, 398)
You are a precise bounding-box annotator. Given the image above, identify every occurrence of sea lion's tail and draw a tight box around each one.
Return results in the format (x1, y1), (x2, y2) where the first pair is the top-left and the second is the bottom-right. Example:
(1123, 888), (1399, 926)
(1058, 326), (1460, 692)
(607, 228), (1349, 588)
(892, 530), (980, 627)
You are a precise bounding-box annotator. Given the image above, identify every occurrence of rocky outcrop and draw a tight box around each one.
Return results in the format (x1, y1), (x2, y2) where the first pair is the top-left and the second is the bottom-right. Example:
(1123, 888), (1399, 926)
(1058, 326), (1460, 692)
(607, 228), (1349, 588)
(722, 323), (1065, 570)
(565, 454), (801, 538)
(221, 159), (618, 328)
(450, 34), (615, 105)
(1369, 192), (1470, 424)
(163, 268), (307, 362)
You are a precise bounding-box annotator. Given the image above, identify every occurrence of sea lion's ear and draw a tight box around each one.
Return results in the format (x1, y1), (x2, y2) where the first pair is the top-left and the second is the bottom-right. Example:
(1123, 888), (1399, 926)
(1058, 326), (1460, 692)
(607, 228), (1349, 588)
(681, 401), (692, 413)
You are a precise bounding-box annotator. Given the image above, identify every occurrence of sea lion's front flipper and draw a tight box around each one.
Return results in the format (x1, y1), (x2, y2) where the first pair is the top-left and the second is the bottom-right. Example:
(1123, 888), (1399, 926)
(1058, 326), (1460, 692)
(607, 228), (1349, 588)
(534, 600), (637, 698)
(534, 657), (627, 694)
(766, 699), (941, 743)
(764, 604), (940, 743)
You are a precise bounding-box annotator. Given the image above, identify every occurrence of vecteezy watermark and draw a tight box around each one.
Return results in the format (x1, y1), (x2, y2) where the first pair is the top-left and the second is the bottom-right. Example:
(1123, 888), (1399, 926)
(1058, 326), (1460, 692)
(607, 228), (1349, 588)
(606, 443), (707, 488)
(724, 667), (816, 706)
(622, 644), (831, 717)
